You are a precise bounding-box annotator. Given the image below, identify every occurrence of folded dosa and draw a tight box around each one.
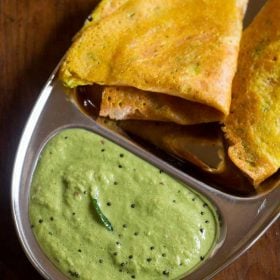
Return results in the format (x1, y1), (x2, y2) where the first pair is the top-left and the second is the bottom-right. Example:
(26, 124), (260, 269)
(224, 0), (280, 186)
(60, 0), (248, 118)
(119, 121), (225, 173)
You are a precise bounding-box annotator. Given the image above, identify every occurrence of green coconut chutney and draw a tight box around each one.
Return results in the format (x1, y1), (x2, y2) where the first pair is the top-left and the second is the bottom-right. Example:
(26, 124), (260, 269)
(29, 129), (217, 280)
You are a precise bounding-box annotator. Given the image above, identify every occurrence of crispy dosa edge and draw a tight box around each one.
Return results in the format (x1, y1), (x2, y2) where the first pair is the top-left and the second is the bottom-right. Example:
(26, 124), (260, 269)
(60, 0), (248, 115)
(100, 86), (224, 125)
(224, 0), (280, 186)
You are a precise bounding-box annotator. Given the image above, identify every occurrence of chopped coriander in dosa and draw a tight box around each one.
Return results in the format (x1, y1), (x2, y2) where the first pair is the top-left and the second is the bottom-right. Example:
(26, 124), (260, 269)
(60, 0), (248, 123)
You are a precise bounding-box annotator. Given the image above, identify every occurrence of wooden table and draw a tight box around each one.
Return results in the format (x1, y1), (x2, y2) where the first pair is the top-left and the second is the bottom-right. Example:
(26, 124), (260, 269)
(0, 1), (279, 279)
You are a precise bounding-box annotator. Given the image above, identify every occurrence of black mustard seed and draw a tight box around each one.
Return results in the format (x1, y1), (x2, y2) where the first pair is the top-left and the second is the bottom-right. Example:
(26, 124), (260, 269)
(68, 270), (79, 278)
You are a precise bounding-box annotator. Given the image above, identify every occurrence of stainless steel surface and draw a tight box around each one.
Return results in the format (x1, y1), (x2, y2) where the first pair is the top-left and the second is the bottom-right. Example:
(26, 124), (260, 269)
(11, 1), (280, 279)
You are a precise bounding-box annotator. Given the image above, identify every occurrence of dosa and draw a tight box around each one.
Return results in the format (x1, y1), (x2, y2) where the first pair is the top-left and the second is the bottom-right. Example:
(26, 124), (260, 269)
(100, 86), (224, 125)
(224, 0), (280, 186)
(60, 0), (248, 122)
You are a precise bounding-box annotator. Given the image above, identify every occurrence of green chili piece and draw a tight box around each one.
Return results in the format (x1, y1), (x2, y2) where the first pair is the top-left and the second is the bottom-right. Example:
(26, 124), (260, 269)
(92, 198), (113, 231)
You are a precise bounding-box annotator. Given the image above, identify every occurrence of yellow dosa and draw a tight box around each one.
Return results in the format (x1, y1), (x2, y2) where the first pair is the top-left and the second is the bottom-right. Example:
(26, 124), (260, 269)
(60, 0), (248, 118)
(224, 0), (280, 186)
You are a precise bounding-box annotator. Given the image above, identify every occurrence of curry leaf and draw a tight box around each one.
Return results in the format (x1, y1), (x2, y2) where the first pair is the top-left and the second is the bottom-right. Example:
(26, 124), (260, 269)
(92, 198), (113, 231)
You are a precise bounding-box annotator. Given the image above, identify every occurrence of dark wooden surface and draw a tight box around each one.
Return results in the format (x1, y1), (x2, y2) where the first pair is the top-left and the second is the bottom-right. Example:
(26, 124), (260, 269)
(0, 1), (279, 279)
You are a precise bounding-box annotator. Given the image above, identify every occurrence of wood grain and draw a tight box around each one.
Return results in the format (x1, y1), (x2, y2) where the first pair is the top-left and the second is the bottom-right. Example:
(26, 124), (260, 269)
(0, 1), (279, 279)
